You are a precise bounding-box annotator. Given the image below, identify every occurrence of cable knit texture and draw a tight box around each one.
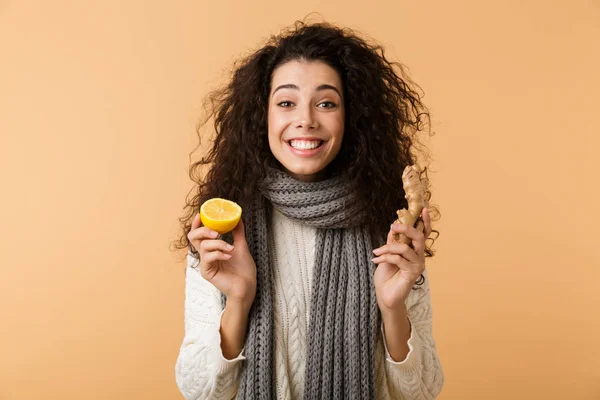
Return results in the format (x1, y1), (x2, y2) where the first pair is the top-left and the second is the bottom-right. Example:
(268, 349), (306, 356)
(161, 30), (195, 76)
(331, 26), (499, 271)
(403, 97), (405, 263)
(242, 168), (379, 400)
(270, 208), (315, 399)
(175, 169), (444, 399)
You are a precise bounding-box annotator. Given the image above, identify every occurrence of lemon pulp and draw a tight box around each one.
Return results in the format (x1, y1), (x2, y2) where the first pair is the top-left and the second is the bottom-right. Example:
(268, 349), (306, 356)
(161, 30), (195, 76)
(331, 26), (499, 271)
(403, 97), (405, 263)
(200, 198), (242, 234)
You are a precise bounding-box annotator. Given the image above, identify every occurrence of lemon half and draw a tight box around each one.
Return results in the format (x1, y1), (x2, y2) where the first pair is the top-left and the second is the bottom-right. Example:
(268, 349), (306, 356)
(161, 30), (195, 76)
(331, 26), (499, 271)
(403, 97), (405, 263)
(200, 198), (242, 234)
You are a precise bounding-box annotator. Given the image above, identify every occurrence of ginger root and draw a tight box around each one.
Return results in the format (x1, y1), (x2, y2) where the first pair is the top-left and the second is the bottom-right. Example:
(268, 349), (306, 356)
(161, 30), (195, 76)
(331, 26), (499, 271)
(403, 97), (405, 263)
(393, 165), (430, 245)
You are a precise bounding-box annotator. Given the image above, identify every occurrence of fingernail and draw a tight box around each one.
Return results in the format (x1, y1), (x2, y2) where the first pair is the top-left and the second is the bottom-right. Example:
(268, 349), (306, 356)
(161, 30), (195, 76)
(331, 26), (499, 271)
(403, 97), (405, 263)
(226, 244), (234, 251)
(372, 248), (381, 255)
(225, 253), (232, 258)
(210, 231), (218, 238)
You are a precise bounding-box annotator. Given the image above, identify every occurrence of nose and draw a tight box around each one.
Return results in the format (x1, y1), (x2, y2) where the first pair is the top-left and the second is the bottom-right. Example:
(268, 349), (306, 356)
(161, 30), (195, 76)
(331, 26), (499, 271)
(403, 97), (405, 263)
(295, 105), (319, 130)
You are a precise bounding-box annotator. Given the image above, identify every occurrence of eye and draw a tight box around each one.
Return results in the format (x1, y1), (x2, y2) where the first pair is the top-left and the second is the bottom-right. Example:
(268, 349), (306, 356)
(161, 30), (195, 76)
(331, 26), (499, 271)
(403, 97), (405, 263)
(277, 101), (294, 107)
(317, 101), (337, 109)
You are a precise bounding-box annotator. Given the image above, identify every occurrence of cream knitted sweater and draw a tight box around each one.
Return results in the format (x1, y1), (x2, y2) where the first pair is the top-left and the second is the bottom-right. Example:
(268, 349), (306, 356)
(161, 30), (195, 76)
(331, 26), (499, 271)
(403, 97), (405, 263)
(175, 208), (444, 400)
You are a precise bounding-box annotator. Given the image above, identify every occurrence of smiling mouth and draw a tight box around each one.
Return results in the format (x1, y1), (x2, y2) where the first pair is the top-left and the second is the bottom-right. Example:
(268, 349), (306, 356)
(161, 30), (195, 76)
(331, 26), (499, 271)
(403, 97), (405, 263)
(287, 139), (325, 150)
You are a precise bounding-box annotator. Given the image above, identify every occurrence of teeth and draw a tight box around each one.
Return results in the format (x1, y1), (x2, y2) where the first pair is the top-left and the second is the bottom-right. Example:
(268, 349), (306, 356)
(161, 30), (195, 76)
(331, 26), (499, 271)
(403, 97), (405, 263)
(290, 140), (322, 150)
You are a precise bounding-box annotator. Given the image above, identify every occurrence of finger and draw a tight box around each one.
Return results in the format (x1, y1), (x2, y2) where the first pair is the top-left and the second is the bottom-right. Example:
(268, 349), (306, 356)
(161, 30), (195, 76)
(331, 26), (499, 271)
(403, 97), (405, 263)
(387, 225), (412, 245)
(201, 251), (232, 265)
(372, 253), (425, 278)
(200, 239), (234, 254)
(391, 223), (425, 243)
(191, 212), (202, 230)
(386, 228), (402, 245)
(231, 218), (246, 244)
(371, 253), (405, 266)
(188, 226), (220, 241)
(413, 219), (426, 255)
(415, 219), (424, 233)
(188, 226), (220, 253)
(373, 242), (418, 262)
(422, 207), (432, 239)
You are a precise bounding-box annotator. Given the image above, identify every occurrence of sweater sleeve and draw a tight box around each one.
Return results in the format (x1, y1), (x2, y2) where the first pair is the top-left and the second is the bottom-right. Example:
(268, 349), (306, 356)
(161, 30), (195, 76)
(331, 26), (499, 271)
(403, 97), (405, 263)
(380, 270), (445, 399)
(175, 253), (245, 400)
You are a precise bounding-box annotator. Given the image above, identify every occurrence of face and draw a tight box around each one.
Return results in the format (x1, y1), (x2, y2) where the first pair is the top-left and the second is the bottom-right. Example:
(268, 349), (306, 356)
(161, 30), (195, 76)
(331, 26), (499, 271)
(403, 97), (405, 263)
(267, 59), (345, 182)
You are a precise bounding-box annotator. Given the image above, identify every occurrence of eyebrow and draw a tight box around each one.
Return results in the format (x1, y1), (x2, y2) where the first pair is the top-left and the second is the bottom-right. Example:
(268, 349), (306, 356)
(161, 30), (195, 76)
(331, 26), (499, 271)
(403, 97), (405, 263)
(272, 83), (342, 98)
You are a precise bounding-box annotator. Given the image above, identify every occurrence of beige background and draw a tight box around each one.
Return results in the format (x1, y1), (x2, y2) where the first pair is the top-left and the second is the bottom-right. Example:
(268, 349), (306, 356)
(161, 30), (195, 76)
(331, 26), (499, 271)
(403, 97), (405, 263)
(1, 1), (599, 399)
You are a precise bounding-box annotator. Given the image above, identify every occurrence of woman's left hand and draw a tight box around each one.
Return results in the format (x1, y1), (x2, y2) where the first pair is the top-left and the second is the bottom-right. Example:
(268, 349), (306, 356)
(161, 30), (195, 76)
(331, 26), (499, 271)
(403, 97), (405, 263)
(372, 208), (432, 312)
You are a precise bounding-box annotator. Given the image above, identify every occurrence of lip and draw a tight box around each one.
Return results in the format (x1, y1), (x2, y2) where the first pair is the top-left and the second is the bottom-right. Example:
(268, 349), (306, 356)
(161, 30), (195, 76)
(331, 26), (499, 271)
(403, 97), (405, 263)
(286, 136), (326, 142)
(285, 139), (326, 157)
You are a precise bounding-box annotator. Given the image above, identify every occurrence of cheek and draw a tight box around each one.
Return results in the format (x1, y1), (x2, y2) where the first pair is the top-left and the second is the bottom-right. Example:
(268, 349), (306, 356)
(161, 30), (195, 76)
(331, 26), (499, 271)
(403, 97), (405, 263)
(330, 137), (344, 158)
(327, 117), (345, 158)
(326, 110), (344, 134)
(329, 116), (345, 141)
(267, 112), (286, 151)
(268, 111), (286, 137)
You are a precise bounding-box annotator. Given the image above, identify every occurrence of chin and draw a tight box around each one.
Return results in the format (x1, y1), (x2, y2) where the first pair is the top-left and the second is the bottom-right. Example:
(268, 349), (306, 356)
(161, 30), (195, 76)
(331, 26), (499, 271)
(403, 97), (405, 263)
(286, 162), (320, 174)
(283, 165), (327, 181)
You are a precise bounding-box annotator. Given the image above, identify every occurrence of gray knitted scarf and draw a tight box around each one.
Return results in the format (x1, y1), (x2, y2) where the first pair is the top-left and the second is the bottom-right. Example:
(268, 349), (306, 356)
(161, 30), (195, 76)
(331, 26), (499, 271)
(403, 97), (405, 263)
(235, 168), (380, 400)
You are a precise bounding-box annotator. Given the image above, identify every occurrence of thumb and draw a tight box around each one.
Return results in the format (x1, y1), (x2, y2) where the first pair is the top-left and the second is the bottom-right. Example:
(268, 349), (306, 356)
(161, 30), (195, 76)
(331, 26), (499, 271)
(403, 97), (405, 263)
(231, 218), (248, 246)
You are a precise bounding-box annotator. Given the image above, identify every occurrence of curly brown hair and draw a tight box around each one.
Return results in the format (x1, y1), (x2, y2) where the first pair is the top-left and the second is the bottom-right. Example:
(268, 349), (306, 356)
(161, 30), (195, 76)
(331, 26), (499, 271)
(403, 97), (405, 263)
(171, 20), (441, 264)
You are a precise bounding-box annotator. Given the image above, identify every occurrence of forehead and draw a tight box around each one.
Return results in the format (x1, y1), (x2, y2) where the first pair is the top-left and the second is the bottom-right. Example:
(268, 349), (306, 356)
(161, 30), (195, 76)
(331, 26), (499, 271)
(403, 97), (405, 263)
(270, 60), (342, 91)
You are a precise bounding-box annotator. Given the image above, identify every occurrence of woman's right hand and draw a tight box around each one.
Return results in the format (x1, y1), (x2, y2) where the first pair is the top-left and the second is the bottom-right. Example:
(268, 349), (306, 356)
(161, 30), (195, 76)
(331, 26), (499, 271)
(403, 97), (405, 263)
(188, 213), (257, 309)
